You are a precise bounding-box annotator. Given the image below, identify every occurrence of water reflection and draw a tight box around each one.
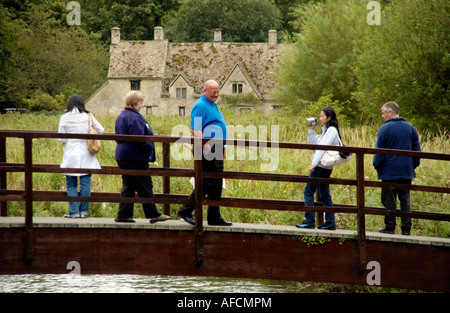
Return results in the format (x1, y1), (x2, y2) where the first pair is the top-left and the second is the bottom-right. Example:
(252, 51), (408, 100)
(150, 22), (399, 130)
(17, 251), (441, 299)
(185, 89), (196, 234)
(0, 274), (293, 293)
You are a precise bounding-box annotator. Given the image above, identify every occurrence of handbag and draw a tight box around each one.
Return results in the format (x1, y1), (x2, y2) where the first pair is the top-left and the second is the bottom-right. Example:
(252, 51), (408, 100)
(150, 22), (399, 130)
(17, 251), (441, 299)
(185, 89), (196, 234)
(320, 136), (352, 167)
(87, 113), (101, 155)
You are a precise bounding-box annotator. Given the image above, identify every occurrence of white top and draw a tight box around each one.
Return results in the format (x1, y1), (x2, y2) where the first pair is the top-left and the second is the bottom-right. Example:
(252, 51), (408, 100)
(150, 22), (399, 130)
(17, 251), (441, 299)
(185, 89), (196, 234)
(307, 125), (340, 169)
(58, 108), (105, 176)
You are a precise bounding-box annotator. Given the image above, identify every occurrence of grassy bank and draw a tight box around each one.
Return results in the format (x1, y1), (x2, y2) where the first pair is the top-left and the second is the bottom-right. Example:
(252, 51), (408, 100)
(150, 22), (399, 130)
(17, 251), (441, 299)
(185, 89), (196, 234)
(1, 111), (448, 238)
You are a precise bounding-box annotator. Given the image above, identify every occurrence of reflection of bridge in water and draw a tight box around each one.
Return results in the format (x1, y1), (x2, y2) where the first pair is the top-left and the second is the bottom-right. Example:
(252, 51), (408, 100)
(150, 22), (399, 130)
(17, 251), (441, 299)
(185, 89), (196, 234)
(0, 130), (449, 292)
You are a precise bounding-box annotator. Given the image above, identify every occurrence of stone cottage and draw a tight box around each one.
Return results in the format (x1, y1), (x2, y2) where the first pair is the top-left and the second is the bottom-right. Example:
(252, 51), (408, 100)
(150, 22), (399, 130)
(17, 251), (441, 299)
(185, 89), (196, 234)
(86, 27), (284, 116)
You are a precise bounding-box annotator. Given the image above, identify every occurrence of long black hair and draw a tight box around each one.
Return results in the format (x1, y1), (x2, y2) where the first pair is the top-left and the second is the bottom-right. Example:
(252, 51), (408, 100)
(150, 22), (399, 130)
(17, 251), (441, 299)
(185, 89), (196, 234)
(66, 94), (89, 113)
(322, 107), (342, 140)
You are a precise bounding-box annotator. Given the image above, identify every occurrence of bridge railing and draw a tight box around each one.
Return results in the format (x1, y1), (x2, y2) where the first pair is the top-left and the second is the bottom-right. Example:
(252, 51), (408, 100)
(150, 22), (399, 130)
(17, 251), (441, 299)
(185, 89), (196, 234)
(0, 130), (449, 268)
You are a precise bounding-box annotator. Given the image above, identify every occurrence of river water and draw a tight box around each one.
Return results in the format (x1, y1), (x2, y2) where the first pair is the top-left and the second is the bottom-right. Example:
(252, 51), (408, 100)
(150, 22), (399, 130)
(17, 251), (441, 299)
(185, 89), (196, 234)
(0, 274), (296, 293)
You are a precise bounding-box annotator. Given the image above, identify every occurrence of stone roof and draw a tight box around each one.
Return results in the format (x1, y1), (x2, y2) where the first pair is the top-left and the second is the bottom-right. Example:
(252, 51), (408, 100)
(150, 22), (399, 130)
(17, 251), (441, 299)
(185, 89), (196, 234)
(164, 42), (284, 98)
(107, 28), (284, 100)
(108, 40), (169, 78)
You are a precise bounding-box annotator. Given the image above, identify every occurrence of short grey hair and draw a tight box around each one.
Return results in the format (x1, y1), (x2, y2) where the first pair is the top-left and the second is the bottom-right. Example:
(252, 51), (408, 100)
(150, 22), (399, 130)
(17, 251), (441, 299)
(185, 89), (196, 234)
(381, 101), (399, 115)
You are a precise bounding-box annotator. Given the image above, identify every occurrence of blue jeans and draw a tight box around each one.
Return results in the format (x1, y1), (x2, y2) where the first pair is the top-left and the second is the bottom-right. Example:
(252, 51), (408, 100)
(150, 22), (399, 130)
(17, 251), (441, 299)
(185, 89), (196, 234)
(66, 174), (91, 215)
(303, 167), (335, 225)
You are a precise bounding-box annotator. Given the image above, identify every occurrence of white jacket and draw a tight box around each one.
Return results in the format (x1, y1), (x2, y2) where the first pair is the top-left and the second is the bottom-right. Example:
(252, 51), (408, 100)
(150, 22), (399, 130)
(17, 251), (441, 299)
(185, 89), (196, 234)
(58, 108), (105, 176)
(307, 125), (340, 169)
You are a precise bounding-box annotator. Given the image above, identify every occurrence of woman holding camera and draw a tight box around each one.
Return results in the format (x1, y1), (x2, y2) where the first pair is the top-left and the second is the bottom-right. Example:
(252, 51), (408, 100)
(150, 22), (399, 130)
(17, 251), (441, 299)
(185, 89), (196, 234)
(296, 107), (341, 230)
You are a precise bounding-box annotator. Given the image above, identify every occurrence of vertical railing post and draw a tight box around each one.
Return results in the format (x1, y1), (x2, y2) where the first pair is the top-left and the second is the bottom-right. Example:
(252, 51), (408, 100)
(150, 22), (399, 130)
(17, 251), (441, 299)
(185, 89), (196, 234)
(315, 190), (324, 226)
(24, 137), (33, 265)
(356, 152), (367, 273)
(0, 136), (7, 216)
(162, 142), (170, 215)
(193, 137), (203, 266)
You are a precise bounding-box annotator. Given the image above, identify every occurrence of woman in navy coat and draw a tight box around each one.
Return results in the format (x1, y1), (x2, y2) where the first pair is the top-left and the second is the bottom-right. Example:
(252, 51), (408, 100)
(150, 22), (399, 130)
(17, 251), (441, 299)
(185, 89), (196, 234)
(114, 91), (170, 223)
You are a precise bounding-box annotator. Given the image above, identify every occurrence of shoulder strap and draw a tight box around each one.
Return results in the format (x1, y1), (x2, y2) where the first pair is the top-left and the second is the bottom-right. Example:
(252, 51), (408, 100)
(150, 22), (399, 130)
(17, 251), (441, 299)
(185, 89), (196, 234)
(88, 113), (96, 131)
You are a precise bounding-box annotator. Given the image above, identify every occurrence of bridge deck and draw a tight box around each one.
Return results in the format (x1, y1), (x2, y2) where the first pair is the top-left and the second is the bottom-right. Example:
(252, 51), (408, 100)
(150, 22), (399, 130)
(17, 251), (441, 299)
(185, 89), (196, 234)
(1, 216), (449, 292)
(1, 217), (449, 247)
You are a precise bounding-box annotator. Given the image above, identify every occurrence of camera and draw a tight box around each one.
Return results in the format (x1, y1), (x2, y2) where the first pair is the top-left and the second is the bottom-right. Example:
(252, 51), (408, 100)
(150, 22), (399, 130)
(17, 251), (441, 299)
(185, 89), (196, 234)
(306, 117), (318, 126)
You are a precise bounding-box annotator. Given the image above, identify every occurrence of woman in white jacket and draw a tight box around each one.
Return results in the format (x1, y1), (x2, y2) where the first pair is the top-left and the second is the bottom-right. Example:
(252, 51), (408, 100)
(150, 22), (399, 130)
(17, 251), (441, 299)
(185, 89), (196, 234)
(296, 107), (341, 230)
(58, 95), (104, 218)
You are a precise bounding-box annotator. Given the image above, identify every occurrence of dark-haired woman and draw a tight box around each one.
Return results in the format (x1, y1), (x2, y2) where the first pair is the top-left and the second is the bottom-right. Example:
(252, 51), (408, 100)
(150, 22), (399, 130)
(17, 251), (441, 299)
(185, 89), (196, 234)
(58, 95), (104, 218)
(296, 107), (341, 230)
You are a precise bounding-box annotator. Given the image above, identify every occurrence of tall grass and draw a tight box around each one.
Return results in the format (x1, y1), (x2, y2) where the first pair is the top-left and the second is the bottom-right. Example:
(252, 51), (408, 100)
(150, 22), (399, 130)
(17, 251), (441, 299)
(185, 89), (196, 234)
(1, 111), (448, 237)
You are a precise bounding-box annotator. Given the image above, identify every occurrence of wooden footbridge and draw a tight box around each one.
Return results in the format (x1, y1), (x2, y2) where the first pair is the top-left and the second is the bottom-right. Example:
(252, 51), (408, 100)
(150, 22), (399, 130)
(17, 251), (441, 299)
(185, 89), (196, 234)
(0, 130), (449, 292)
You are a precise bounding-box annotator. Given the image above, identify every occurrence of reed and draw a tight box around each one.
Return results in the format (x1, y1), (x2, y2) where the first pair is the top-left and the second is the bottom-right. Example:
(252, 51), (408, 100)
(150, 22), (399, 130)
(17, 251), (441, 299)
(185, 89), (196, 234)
(1, 111), (448, 237)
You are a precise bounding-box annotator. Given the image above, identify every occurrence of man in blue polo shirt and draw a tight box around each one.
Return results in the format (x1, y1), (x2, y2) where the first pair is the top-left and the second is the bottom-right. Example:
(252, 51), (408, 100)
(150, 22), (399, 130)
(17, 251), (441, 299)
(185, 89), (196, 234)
(177, 80), (232, 226)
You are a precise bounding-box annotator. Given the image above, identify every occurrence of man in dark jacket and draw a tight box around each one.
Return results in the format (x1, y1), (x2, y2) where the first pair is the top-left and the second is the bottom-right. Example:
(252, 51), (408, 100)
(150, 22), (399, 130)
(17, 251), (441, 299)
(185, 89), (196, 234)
(373, 102), (420, 235)
(114, 91), (170, 223)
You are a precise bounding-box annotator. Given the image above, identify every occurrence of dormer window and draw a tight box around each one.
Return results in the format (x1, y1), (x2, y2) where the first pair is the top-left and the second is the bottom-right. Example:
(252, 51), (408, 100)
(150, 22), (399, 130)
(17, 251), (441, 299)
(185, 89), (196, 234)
(176, 88), (187, 98)
(232, 83), (243, 94)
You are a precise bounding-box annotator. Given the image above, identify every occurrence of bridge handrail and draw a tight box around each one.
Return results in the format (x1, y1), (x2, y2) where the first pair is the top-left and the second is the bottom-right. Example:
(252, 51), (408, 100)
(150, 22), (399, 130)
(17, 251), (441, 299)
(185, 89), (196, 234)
(0, 129), (449, 267)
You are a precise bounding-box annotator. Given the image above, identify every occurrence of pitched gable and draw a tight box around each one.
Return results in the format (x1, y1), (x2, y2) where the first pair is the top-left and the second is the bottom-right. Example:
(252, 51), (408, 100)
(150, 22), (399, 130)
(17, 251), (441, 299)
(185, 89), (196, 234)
(221, 63), (261, 98)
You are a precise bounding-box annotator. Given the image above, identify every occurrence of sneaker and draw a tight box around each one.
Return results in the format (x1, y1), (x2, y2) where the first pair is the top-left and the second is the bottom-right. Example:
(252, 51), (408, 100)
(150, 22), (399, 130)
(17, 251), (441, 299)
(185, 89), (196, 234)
(295, 222), (315, 229)
(64, 214), (80, 218)
(318, 223), (336, 230)
(378, 227), (395, 234)
(208, 218), (232, 226)
(177, 211), (195, 225)
(114, 217), (135, 223)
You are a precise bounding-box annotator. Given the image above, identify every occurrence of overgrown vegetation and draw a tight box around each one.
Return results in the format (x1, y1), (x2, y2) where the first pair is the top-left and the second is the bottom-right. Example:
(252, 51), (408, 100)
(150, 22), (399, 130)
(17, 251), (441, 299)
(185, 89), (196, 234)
(1, 110), (448, 238)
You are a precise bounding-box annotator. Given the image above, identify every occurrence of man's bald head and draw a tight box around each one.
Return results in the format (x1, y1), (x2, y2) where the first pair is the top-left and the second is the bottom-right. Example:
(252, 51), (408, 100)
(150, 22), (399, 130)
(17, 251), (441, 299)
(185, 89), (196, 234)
(203, 80), (220, 102)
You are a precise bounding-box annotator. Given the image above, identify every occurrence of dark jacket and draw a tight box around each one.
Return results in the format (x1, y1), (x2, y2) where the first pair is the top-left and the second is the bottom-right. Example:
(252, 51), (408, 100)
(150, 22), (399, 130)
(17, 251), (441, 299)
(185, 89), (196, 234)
(115, 108), (155, 162)
(373, 117), (420, 180)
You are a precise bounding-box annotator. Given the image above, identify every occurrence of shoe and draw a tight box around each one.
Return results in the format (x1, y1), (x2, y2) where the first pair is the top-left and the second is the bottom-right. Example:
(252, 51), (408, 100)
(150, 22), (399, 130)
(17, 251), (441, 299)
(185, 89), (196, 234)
(318, 223), (336, 230)
(401, 230), (411, 236)
(64, 214), (80, 218)
(378, 227), (395, 234)
(208, 218), (232, 226)
(150, 214), (171, 224)
(114, 217), (135, 223)
(80, 214), (88, 218)
(177, 211), (195, 225)
(295, 222), (315, 229)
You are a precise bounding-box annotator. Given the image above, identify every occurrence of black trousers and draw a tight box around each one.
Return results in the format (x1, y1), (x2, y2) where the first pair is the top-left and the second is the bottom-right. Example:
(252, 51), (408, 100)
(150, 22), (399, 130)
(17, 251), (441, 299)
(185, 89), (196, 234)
(178, 154), (224, 222)
(116, 160), (161, 219)
(381, 179), (412, 232)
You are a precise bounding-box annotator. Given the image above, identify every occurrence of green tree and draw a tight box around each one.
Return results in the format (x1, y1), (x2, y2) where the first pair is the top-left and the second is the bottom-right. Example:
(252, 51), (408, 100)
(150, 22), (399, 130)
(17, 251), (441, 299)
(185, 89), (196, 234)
(355, 0), (449, 131)
(272, 0), (369, 120)
(77, 0), (181, 43)
(163, 0), (282, 42)
(0, 3), (109, 110)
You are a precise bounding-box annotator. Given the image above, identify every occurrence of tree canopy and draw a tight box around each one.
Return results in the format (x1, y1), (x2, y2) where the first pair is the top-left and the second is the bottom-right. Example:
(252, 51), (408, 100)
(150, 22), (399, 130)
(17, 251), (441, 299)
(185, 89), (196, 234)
(0, 0), (447, 132)
(163, 0), (282, 42)
(273, 0), (449, 131)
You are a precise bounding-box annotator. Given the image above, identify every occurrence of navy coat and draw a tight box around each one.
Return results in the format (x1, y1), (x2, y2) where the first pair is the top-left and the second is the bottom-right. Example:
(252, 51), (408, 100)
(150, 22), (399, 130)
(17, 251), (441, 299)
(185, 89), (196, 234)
(373, 117), (420, 180)
(115, 108), (155, 162)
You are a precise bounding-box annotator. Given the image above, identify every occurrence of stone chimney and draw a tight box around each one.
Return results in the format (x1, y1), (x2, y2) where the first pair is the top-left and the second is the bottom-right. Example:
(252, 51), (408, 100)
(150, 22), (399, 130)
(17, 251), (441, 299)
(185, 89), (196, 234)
(268, 30), (277, 49)
(111, 27), (120, 45)
(154, 26), (164, 40)
(214, 29), (222, 42)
